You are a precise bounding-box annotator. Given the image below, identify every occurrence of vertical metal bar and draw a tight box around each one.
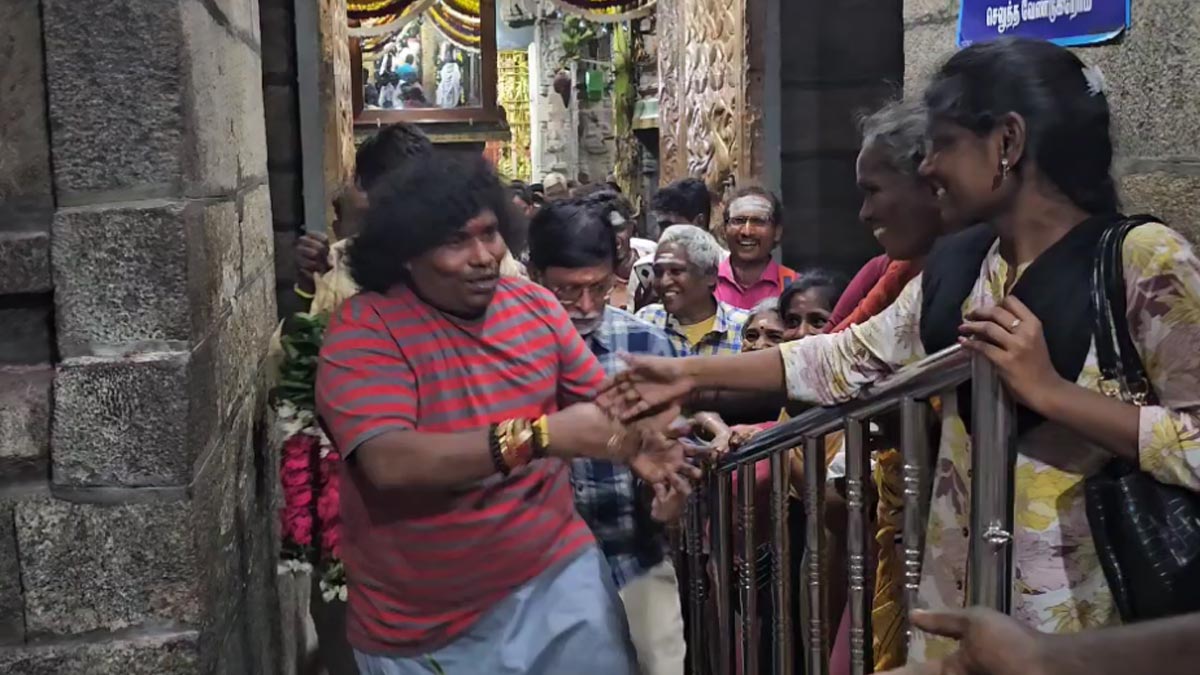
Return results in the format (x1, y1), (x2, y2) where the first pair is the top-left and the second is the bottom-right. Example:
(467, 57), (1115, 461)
(803, 436), (829, 675)
(770, 451), (793, 675)
(685, 488), (709, 675)
(968, 355), (1016, 612)
(712, 470), (736, 675)
(900, 398), (929, 649)
(738, 465), (759, 675)
(845, 418), (873, 675)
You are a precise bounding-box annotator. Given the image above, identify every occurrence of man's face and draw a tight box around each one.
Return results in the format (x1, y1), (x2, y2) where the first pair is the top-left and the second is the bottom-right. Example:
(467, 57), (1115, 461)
(536, 262), (614, 336)
(406, 209), (507, 318)
(724, 195), (780, 266)
(652, 243), (713, 318)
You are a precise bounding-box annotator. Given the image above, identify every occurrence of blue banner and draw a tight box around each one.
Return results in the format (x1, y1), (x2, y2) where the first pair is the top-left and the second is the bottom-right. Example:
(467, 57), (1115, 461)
(957, 1), (1131, 47)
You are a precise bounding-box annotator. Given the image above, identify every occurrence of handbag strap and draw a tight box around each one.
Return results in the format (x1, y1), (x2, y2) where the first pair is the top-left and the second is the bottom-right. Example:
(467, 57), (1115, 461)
(1090, 214), (1160, 406)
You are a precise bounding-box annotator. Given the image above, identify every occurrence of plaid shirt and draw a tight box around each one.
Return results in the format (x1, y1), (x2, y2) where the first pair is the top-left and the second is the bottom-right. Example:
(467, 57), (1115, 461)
(635, 300), (750, 356)
(573, 307), (678, 589)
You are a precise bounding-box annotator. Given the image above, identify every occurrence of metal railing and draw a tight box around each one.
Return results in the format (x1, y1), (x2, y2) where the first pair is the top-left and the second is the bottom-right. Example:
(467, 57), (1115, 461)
(681, 346), (1016, 675)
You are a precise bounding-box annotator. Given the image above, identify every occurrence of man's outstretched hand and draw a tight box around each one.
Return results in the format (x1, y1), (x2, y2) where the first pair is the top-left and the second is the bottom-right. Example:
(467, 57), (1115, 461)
(598, 354), (697, 422)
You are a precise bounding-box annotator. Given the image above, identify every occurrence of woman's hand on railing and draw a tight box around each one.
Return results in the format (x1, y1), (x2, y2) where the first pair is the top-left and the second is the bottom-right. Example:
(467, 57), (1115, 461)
(599, 354), (697, 422)
(958, 296), (1067, 414)
(880, 608), (1053, 675)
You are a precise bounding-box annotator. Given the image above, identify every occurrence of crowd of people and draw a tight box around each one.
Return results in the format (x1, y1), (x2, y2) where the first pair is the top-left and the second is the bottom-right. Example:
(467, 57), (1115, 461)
(293, 37), (1200, 675)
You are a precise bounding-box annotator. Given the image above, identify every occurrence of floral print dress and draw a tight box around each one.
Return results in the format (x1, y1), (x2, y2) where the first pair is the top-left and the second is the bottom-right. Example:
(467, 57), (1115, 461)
(778, 223), (1200, 662)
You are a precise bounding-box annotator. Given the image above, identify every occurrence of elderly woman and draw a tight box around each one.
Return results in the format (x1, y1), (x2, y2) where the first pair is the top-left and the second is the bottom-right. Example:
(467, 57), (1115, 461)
(636, 224), (750, 356)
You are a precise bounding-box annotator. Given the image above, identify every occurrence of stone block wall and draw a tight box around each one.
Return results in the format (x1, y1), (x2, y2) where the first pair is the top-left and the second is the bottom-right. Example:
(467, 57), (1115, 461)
(779, 0), (903, 272)
(0, 0), (281, 673)
(904, 0), (1200, 243)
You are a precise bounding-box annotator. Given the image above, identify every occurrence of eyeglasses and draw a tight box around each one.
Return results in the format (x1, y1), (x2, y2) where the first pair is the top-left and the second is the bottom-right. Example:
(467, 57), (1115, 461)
(727, 216), (773, 229)
(545, 280), (614, 306)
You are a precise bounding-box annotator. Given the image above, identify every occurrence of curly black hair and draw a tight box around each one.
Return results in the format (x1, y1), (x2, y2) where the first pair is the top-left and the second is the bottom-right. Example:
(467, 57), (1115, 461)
(346, 151), (515, 294)
(354, 122), (434, 192)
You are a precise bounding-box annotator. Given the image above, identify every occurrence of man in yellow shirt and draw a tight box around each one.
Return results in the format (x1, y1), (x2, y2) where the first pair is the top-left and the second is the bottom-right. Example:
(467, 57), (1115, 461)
(635, 224), (748, 356)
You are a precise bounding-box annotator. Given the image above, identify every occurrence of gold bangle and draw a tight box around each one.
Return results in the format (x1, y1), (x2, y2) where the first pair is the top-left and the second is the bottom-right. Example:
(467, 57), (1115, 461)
(533, 415), (550, 456)
(293, 284), (315, 300)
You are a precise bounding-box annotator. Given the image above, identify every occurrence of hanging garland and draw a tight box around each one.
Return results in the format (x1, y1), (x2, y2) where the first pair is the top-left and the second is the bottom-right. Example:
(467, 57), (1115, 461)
(547, 0), (657, 23)
(428, 0), (482, 52)
(348, 0), (438, 38)
(348, 0), (424, 20)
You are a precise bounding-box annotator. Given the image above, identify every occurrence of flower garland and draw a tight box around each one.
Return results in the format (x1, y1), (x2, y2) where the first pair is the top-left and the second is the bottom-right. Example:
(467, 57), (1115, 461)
(275, 312), (346, 602)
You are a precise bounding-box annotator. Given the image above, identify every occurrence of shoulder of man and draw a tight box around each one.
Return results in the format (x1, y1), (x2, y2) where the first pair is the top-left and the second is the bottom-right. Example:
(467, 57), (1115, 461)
(604, 307), (676, 355)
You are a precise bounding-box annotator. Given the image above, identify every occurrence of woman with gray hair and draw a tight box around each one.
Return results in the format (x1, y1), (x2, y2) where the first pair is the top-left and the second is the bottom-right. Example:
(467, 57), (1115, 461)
(828, 97), (957, 330)
(635, 224), (750, 356)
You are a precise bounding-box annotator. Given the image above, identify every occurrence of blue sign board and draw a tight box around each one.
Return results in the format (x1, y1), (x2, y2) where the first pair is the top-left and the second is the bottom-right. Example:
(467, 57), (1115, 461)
(957, 1), (1131, 47)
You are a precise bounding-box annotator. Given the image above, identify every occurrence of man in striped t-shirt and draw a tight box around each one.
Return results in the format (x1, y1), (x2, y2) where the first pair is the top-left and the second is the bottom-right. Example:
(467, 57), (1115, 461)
(316, 153), (688, 674)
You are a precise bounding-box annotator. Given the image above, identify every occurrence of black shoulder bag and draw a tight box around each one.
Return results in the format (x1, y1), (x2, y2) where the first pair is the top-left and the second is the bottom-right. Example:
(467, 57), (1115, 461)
(1084, 216), (1200, 623)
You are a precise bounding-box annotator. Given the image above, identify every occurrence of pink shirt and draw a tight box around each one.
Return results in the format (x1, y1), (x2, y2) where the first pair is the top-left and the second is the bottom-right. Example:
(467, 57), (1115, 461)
(715, 257), (797, 310)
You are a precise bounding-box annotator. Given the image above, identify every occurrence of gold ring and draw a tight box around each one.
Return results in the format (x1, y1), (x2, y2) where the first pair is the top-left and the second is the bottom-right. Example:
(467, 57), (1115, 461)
(1010, 318), (1022, 331)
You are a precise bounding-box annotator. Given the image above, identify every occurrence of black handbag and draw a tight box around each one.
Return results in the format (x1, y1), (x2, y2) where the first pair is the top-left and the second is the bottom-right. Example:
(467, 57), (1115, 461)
(1084, 216), (1200, 623)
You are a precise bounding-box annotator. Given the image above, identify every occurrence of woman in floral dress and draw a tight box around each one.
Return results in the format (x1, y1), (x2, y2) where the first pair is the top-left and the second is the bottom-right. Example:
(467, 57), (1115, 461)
(602, 37), (1200, 662)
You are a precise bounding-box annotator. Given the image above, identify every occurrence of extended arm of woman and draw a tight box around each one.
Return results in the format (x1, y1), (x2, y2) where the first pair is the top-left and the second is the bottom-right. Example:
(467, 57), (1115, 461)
(607, 279), (926, 422)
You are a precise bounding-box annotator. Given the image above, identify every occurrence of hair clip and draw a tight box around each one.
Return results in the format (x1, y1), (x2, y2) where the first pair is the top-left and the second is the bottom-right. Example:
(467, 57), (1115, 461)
(1082, 65), (1106, 97)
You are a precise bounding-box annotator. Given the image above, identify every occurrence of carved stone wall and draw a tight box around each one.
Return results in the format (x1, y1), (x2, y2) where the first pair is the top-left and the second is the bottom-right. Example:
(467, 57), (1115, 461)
(657, 0), (760, 213)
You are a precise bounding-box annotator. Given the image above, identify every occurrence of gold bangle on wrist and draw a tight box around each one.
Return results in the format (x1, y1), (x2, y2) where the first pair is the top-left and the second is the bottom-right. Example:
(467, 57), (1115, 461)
(533, 415), (550, 457)
(293, 284), (315, 300)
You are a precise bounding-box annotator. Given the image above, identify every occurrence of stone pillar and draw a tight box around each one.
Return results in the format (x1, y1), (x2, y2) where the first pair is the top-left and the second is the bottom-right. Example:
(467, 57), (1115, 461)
(531, 12), (579, 181)
(0, 0), (280, 672)
(778, 0), (902, 271)
(904, 0), (1200, 243)
(262, 0), (307, 319)
(319, 0), (356, 221)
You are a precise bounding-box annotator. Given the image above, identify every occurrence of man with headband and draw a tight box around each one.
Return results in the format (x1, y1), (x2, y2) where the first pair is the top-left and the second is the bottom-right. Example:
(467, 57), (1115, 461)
(716, 186), (796, 310)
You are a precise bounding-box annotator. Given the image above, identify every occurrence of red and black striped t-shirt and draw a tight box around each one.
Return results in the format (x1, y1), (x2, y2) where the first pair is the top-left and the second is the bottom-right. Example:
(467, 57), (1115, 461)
(316, 277), (603, 656)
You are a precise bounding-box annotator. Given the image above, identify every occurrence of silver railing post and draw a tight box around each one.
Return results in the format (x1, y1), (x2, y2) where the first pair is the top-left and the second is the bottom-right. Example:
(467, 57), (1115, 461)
(685, 489), (709, 675)
(967, 355), (1016, 611)
(845, 418), (873, 675)
(712, 470), (736, 675)
(900, 397), (929, 649)
(803, 435), (829, 675)
(770, 451), (793, 675)
(738, 465), (759, 675)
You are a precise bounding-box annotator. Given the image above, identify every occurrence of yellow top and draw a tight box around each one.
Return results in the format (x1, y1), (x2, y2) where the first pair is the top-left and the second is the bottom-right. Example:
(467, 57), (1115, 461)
(678, 315), (717, 348)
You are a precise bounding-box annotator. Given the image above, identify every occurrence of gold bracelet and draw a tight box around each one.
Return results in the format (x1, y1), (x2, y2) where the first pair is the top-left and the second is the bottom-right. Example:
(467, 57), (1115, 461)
(293, 284), (315, 300)
(532, 415), (550, 456)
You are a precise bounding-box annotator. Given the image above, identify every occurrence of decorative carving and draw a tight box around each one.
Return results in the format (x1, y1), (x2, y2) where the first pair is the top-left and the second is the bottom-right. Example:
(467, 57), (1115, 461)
(683, 0), (742, 203)
(657, 0), (683, 182)
(658, 0), (758, 215)
(497, 50), (532, 181)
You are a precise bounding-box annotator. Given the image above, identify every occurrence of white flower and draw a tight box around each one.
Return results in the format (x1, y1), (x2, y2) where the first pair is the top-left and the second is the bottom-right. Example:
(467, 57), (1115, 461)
(277, 559), (313, 575)
(609, 211), (626, 228)
(1082, 65), (1106, 97)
